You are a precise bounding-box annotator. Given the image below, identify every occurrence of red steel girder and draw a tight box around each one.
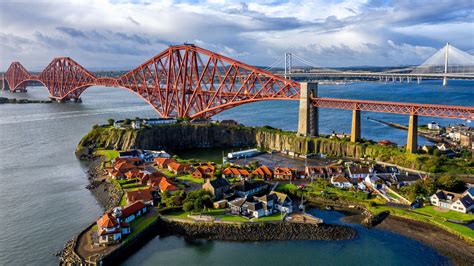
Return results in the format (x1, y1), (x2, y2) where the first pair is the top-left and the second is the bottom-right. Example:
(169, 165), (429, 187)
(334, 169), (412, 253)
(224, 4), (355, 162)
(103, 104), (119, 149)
(2, 44), (473, 121)
(118, 45), (301, 118)
(312, 97), (474, 119)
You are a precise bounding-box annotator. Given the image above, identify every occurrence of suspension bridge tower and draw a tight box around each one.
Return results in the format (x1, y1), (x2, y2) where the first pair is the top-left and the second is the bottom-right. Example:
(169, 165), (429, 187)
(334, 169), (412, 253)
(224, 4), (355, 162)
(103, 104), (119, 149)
(443, 43), (450, 86)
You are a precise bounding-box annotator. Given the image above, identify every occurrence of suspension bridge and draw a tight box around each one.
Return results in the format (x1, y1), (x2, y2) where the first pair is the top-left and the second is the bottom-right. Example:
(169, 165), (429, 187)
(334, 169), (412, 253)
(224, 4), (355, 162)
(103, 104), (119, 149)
(276, 43), (474, 86)
(0, 44), (473, 154)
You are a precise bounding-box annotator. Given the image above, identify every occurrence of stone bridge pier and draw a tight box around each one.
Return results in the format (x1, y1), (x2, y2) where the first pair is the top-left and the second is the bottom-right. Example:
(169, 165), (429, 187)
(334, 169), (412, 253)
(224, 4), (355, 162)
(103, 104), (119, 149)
(297, 82), (318, 137)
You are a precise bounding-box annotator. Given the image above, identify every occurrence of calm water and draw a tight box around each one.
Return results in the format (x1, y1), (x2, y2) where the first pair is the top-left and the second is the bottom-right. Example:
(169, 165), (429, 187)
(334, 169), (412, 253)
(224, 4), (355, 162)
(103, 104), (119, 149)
(0, 80), (472, 265)
(123, 208), (449, 266)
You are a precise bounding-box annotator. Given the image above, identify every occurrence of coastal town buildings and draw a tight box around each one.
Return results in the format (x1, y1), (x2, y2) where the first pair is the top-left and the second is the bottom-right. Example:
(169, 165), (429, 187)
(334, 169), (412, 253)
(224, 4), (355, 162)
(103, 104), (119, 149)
(251, 165), (273, 180)
(331, 175), (353, 189)
(231, 180), (269, 197)
(202, 177), (231, 199)
(430, 188), (474, 213)
(222, 167), (250, 179)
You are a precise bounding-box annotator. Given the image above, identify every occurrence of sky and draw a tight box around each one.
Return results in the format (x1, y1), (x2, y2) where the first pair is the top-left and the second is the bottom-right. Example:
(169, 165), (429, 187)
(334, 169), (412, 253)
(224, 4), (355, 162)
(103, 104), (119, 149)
(0, 0), (473, 71)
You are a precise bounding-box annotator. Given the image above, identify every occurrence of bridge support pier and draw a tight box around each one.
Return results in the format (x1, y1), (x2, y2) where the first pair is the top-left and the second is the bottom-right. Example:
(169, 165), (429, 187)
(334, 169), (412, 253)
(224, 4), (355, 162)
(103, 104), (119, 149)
(406, 114), (418, 154)
(350, 109), (361, 142)
(443, 77), (448, 86)
(297, 82), (318, 137)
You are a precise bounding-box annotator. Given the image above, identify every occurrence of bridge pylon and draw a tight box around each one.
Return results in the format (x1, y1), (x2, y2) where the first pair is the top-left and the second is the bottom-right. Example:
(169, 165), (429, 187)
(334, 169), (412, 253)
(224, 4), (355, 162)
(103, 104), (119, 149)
(297, 82), (318, 137)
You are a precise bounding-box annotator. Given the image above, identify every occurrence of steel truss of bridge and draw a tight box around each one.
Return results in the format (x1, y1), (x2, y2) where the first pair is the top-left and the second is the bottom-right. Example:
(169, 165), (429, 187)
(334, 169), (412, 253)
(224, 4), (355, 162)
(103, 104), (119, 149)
(0, 44), (473, 121)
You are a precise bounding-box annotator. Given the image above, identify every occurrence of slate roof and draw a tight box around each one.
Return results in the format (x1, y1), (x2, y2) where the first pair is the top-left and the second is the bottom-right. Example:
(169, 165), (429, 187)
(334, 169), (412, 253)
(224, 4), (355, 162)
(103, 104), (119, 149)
(209, 178), (230, 189)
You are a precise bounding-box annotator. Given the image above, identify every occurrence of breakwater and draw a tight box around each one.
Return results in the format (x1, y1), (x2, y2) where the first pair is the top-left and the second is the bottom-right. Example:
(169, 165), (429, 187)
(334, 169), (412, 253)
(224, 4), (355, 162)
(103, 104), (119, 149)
(156, 217), (357, 241)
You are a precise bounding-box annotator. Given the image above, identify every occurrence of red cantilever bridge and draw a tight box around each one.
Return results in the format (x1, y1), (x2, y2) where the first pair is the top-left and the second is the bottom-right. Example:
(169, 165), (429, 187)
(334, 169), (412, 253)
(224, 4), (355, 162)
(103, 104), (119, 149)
(1, 44), (473, 121)
(2, 44), (473, 153)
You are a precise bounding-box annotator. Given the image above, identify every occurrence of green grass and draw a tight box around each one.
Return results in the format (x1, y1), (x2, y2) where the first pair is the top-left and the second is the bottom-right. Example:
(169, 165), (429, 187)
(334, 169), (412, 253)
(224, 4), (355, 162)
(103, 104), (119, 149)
(252, 212), (283, 222)
(94, 149), (120, 161)
(123, 211), (159, 242)
(122, 183), (147, 190)
(124, 185), (149, 191)
(175, 174), (205, 184)
(275, 183), (298, 192)
(163, 209), (281, 223)
(387, 192), (401, 199)
(413, 206), (473, 222)
(119, 194), (128, 206)
(367, 204), (474, 242)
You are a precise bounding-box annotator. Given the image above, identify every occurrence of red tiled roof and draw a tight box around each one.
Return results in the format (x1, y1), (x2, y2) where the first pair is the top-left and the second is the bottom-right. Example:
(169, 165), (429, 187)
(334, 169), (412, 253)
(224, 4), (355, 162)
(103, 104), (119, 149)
(126, 188), (153, 203)
(154, 157), (174, 167)
(159, 179), (178, 191)
(332, 175), (350, 183)
(121, 201), (146, 218)
(97, 213), (118, 228)
(252, 165), (273, 176)
(223, 167), (249, 176)
(168, 162), (184, 171)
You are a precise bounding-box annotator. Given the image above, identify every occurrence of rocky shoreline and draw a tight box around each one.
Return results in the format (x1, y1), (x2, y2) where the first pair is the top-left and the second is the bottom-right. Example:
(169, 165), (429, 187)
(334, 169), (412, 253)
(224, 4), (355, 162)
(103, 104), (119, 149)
(378, 216), (474, 266)
(85, 157), (122, 210)
(156, 218), (357, 241)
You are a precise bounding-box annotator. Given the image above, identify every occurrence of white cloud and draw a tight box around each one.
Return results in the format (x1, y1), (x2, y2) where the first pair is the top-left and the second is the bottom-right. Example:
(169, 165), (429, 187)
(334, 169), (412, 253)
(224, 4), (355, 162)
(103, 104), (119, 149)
(0, 0), (472, 70)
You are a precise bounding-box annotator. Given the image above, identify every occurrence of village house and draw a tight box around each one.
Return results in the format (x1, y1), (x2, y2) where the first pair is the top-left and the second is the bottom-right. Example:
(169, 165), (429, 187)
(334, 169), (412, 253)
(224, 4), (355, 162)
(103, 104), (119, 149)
(167, 162), (187, 175)
(228, 197), (266, 218)
(107, 168), (122, 179)
(126, 188), (154, 205)
(159, 178), (179, 193)
(95, 200), (149, 246)
(222, 167), (250, 179)
(331, 175), (353, 189)
(192, 165), (215, 179)
(395, 172), (422, 187)
(124, 169), (141, 180)
(229, 191), (293, 219)
(96, 213), (125, 246)
(348, 166), (372, 179)
(114, 201), (148, 223)
(251, 165), (273, 180)
(430, 188), (474, 214)
(325, 165), (345, 178)
(115, 161), (137, 174)
(154, 157), (175, 168)
(202, 177), (231, 200)
(115, 157), (143, 166)
(427, 121), (440, 130)
(256, 193), (278, 216)
(269, 191), (293, 213)
(231, 180), (269, 197)
(273, 167), (297, 180)
(305, 166), (326, 179)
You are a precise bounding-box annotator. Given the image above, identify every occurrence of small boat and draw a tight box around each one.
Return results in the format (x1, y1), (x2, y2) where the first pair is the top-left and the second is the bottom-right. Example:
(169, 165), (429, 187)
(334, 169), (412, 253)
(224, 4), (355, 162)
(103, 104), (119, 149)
(325, 206), (333, 211)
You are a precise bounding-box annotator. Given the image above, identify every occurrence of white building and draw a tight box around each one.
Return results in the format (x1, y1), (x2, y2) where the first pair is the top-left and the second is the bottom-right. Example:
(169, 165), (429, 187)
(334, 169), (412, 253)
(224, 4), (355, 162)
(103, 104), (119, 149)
(143, 118), (177, 125)
(430, 188), (474, 214)
(427, 121), (440, 130)
(331, 175), (353, 189)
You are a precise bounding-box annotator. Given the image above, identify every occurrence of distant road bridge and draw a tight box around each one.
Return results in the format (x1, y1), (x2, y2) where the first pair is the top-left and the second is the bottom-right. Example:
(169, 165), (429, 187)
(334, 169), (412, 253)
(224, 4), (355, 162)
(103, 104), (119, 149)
(1, 44), (473, 154)
(279, 43), (474, 85)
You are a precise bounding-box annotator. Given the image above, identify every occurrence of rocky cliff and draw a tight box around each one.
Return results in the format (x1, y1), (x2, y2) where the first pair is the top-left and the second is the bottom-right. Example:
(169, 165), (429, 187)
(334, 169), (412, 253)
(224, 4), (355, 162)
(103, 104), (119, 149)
(76, 123), (473, 173)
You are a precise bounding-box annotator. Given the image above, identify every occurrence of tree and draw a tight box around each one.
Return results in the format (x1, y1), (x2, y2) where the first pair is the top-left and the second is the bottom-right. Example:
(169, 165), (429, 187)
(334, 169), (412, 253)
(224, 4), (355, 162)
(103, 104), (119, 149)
(107, 119), (115, 126)
(183, 201), (194, 212)
(124, 118), (131, 125)
(438, 175), (466, 193)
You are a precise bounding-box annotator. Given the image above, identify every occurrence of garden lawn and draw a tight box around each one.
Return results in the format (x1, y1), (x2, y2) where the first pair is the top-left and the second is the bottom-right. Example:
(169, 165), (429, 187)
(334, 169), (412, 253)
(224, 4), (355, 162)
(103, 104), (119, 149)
(252, 212), (283, 222)
(413, 206), (473, 222)
(94, 149), (120, 161)
(175, 174), (205, 184)
(124, 211), (159, 242)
